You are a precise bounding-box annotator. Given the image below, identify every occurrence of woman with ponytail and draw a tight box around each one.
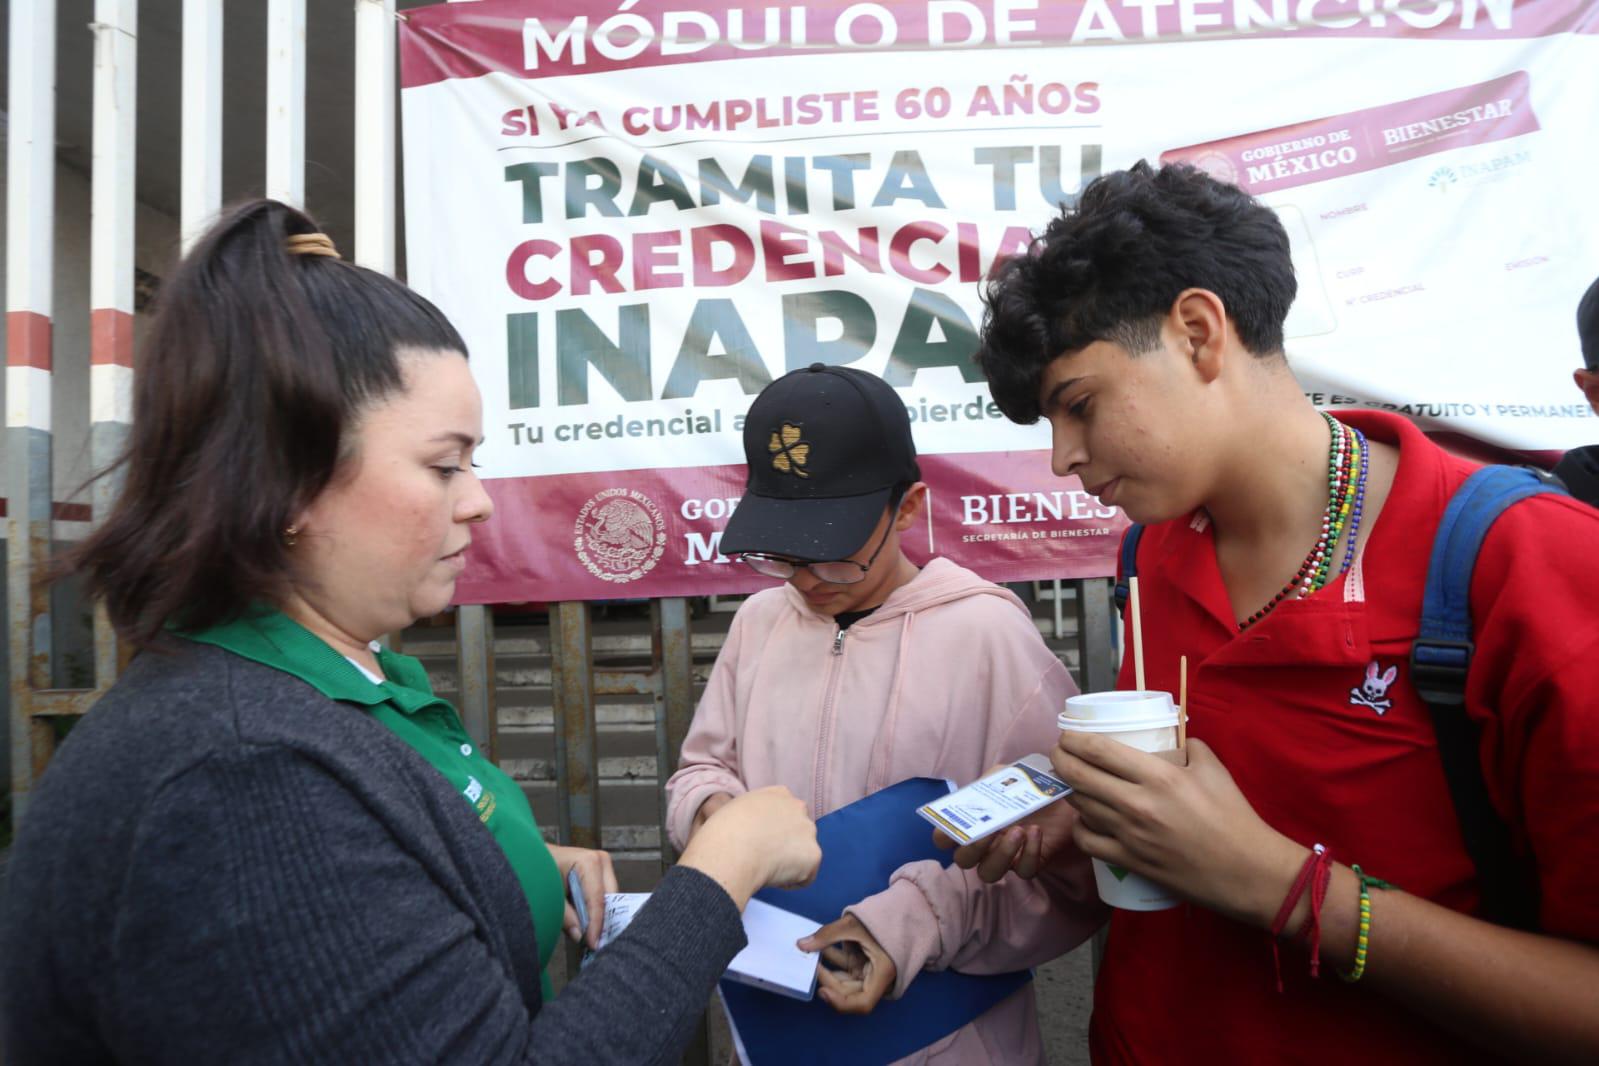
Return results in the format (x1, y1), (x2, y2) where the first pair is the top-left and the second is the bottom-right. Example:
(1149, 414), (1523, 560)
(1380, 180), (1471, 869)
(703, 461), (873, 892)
(0, 200), (819, 1065)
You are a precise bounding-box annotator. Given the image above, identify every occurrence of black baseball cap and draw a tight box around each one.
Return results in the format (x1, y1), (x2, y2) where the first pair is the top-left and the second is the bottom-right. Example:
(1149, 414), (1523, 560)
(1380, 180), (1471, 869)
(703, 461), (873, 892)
(720, 363), (921, 561)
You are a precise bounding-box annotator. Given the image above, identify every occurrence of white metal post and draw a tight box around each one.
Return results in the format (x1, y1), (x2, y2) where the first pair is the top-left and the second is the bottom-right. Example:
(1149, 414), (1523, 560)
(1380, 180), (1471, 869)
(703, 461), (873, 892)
(266, 0), (307, 207)
(355, 0), (397, 274)
(181, 0), (223, 250)
(6, 3), (55, 359)
(91, 0), (139, 689)
(7, 0), (58, 823)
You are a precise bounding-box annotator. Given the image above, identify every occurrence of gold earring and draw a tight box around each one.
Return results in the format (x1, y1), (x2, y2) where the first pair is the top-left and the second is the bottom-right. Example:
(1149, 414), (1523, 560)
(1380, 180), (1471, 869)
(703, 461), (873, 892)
(283, 525), (300, 547)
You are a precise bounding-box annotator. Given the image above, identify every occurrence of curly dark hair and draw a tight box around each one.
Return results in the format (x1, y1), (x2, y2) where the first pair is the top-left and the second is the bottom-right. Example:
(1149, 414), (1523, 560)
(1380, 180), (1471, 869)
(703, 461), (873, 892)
(975, 161), (1297, 424)
(1579, 274), (1599, 371)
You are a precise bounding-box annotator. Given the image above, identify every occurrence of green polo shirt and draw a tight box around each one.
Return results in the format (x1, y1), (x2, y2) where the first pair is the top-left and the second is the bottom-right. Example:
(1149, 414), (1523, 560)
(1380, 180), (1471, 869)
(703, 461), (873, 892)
(186, 610), (564, 998)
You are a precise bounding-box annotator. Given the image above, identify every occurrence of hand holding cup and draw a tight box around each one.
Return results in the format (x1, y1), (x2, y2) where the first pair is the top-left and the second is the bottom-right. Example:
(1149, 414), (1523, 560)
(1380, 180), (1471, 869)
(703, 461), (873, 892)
(1057, 731), (1301, 928)
(1057, 691), (1184, 910)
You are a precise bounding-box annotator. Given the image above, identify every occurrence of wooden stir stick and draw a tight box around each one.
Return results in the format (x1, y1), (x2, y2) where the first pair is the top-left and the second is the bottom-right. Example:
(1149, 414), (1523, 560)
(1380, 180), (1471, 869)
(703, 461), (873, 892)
(1178, 655), (1189, 753)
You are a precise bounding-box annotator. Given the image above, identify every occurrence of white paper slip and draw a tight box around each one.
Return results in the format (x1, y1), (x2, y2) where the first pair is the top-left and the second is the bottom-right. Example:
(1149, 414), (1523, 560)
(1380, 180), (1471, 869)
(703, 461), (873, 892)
(578, 889), (821, 1000)
(915, 754), (1073, 846)
(724, 898), (822, 1001)
(593, 892), (651, 951)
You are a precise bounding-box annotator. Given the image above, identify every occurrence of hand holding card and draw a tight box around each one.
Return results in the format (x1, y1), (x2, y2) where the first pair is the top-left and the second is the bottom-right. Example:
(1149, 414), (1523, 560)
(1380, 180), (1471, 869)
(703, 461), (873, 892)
(915, 754), (1073, 846)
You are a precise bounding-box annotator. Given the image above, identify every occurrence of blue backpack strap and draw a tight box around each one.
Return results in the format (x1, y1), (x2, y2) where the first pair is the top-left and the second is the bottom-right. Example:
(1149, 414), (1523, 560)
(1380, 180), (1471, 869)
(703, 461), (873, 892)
(1413, 465), (1565, 929)
(1112, 523), (1145, 616)
(1412, 466), (1565, 701)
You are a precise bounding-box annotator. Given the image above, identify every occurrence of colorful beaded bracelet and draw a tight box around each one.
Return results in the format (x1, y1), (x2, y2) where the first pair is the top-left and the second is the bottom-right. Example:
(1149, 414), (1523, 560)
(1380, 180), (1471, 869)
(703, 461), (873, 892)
(1339, 864), (1395, 983)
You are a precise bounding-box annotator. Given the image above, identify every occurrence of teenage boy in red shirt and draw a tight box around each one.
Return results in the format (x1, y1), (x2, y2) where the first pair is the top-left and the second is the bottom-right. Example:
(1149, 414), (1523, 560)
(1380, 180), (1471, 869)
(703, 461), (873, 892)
(957, 161), (1599, 1062)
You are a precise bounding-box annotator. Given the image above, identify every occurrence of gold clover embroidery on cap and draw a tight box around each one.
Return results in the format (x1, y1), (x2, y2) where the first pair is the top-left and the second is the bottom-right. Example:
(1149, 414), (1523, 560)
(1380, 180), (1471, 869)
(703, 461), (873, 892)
(769, 422), (811, 478)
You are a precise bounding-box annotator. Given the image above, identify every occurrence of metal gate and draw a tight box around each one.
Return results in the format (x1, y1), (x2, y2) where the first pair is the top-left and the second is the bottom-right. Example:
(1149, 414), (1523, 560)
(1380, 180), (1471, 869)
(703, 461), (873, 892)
(3, 3), (1117, 1060)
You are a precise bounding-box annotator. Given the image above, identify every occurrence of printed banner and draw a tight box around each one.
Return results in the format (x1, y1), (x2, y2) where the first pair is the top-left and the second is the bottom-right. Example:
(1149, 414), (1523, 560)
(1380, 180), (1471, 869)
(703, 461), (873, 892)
(399, 1), (1599, 604)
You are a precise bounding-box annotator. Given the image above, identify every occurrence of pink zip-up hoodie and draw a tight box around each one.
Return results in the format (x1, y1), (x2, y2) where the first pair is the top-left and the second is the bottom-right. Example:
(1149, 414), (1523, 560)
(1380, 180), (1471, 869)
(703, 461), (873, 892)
(666, 557), (1107, 1065)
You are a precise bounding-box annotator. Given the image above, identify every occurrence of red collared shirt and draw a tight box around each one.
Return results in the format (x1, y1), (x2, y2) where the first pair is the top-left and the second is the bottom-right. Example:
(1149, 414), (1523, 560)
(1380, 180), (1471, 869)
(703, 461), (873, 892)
(1091, 410), (1599, 1064)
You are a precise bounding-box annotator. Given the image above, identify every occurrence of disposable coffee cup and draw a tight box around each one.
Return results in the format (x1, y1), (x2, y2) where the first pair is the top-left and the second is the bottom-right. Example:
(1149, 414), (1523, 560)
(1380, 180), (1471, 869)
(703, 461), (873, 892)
(1059, 691), (1181, 911)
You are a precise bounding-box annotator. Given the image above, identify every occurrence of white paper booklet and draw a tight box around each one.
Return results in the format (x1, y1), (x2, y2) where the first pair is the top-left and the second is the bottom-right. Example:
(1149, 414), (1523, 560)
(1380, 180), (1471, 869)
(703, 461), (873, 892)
(723, 898), (823, 1000)
(586, 891), (821, 1001)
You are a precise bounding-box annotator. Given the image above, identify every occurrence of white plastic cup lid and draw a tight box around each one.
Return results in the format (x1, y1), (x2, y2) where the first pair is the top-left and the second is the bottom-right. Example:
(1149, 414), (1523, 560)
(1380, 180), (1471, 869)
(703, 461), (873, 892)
(1057, 715), (1179, 733)
(1060, 690), (1177, 730)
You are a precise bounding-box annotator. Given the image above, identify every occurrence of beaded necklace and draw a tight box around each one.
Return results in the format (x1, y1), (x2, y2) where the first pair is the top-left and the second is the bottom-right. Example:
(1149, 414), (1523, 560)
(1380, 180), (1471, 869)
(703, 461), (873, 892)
(1338, 427), (1370, 577)
(1237, 414), (1366, 631)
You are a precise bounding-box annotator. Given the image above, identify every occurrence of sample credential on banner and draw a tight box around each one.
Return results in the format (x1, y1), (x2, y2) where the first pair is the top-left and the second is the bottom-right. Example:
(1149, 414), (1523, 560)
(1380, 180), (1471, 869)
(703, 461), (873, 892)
(399, 1), (1599, 604)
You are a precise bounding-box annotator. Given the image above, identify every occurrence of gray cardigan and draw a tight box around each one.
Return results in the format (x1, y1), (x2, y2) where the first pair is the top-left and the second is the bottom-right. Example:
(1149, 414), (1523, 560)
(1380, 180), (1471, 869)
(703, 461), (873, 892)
(0, 640), (746, 1064)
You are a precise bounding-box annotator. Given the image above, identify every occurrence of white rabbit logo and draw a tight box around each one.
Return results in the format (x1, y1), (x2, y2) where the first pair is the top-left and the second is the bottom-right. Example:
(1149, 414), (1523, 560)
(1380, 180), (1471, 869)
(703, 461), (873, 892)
(1350, 661), (1398, 714)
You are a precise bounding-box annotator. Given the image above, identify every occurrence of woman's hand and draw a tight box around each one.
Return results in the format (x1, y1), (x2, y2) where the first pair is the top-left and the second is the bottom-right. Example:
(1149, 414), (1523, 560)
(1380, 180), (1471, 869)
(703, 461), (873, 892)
(679, 786), (821, 909)
(1054, 734), (1302, 929)
(799, 915), (897, 1015)
(547, 844), (619, 949)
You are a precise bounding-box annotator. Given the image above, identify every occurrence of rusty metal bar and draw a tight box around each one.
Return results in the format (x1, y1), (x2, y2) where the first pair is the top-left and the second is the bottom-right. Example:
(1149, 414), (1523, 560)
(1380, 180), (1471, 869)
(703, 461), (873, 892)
(651, 597), (707, 1064)
(652, 597), (694, 868)
(455, 604), (496, 761)
(592, 668), (656, 697)
(30, 691), (98, 718)
(550, 600), (599, 850)
(1075, 577), (1116, 693)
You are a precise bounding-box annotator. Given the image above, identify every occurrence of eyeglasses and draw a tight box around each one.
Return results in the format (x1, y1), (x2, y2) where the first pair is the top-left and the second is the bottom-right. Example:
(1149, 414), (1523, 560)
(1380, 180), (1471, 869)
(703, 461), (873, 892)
(738, 512), (896, 585)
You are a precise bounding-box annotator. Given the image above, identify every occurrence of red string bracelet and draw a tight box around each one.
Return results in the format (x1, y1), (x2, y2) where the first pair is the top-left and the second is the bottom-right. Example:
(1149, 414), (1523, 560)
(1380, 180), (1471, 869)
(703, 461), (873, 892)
(1270, 844), (1329, 993)
(1295, 848), (1334, 977)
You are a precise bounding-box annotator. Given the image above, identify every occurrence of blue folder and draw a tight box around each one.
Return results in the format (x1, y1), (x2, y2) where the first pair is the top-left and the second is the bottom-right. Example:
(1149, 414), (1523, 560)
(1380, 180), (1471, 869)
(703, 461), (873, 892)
(720, 777), (1031, 1066)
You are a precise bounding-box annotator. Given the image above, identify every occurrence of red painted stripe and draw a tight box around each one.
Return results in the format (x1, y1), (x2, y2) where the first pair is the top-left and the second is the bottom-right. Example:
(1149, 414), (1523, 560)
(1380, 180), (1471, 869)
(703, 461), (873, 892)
(0, 499), (93, 521)
(6, 311), (52, 370)
(90, 308), (136, 368)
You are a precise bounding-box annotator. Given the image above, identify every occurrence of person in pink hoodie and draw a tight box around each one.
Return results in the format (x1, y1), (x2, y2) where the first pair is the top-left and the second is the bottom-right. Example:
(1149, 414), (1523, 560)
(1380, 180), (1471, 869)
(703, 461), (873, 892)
(666, 363), (1107, 1065)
